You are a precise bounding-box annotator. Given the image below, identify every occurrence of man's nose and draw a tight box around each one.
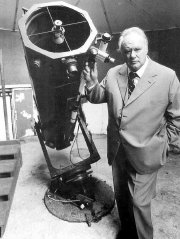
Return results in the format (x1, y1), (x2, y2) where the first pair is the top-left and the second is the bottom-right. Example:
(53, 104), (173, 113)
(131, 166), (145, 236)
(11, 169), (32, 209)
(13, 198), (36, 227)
(130, 50), (136, 58)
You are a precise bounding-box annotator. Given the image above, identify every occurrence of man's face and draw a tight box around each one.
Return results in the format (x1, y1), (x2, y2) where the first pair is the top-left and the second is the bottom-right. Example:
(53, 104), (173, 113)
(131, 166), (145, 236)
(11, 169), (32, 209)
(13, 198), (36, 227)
(121, 32), (148, 72)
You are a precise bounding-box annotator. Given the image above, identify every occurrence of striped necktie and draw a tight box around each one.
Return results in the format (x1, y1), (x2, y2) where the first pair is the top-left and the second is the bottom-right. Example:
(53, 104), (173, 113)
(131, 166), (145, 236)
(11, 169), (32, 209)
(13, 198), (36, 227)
(128, 72), (138, 97)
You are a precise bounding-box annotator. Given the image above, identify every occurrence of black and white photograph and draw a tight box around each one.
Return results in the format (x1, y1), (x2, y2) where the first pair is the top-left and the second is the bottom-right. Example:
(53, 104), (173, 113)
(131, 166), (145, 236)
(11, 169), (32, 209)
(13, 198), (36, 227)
(0, 1), (180, 238)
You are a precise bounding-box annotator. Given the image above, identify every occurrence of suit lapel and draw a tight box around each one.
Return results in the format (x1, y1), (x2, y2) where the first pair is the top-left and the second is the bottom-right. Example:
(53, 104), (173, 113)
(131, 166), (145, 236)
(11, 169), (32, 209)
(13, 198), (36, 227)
(116, 64), (129, 105)
(126, 59), (158, 106)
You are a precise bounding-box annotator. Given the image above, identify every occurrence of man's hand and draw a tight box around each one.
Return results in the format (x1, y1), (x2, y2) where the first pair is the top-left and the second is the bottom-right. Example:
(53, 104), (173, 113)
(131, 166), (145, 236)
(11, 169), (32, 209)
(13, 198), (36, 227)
(83, 62), (98, 88)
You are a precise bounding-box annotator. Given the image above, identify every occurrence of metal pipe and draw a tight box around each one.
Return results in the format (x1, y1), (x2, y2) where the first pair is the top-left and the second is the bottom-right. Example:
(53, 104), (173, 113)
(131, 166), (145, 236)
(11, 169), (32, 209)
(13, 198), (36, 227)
(12, 0), (20, 31)
(100, 0), (112, 34)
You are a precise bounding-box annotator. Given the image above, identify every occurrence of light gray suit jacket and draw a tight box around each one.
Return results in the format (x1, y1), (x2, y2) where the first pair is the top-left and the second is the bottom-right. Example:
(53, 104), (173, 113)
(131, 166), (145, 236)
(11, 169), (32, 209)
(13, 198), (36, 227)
(87, 59), (180, 174)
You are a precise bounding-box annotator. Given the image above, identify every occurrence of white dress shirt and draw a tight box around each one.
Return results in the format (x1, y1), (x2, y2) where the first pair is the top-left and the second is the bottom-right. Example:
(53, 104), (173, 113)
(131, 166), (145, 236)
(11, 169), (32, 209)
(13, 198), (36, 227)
(128, 56), (149, 86)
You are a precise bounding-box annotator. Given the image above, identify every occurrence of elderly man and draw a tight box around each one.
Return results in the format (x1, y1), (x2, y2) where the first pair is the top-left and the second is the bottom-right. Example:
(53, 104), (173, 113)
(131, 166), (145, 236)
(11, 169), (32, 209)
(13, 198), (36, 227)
(83, 27), (180, 239)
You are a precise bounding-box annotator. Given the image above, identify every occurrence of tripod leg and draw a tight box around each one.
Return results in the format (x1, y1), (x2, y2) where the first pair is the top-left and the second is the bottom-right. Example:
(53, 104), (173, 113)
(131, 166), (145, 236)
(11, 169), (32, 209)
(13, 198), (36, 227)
(77, 112), (100, 164)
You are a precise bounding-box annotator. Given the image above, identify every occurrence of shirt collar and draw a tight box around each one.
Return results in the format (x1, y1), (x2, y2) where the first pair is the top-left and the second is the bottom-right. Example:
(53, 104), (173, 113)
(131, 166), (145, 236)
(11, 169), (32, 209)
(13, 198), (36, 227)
(128, 56), (149, 78)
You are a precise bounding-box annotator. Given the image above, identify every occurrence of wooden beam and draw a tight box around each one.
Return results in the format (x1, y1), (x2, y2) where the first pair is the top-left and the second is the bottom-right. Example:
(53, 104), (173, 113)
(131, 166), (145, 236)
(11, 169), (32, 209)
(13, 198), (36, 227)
(0, 50), (10, 140)
(0, 140), (22, 237)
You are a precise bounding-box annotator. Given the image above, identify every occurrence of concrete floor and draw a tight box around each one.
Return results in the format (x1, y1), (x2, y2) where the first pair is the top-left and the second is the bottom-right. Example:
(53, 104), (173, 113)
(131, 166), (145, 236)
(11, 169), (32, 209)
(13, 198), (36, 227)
(2, 134), (180, 239)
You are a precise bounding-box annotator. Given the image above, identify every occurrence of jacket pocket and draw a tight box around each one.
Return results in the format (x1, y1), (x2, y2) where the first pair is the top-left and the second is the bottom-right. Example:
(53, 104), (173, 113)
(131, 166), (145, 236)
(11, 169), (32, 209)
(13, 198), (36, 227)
(123, 131), (168, 174)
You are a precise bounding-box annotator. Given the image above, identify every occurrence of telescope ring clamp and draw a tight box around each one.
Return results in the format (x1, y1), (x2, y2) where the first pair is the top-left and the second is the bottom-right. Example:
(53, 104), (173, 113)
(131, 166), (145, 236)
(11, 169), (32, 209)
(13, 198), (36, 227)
(61, 57), (78, 78)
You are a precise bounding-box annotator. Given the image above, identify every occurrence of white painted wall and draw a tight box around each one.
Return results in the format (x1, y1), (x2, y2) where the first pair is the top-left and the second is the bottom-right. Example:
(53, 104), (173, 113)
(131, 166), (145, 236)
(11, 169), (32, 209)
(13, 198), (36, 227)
(0, 93), (108, 141)
(82, 102), (108, 134)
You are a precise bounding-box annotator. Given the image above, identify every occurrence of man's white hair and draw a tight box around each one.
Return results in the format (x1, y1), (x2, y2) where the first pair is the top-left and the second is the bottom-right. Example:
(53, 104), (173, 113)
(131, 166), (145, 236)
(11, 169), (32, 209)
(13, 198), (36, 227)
(118, 27), (148, 52)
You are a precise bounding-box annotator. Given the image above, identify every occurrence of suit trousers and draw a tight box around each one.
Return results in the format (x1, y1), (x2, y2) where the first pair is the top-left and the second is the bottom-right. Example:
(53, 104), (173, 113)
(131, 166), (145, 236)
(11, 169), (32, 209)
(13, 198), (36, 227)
(112, 145), (158, 239)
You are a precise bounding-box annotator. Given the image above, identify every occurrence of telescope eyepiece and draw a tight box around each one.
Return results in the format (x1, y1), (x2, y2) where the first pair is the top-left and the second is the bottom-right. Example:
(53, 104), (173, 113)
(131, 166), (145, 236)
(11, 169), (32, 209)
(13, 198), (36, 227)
(102, 32), (112, 43)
